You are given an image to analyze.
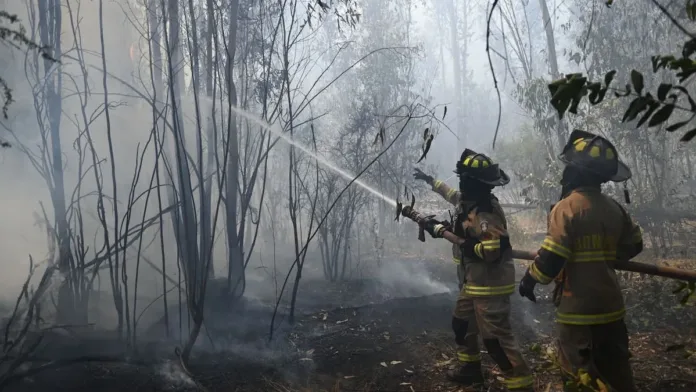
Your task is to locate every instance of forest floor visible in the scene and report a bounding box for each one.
[4,255,696,392]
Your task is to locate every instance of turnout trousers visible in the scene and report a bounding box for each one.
[452,291,533,390]
[455,264,480,347]
[556,319,637,392]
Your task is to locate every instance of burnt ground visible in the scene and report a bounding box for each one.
[4,257,696,392]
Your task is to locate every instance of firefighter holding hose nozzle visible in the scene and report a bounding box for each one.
[413,167,466,288]
[413,150,534,391]
[518,130,642,392]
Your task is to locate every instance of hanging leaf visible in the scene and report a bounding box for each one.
[548,79,584,119]
[683,39,696,59]
[588,85,608,105]
[651,56,660,73]
[681,128,696,142]
[687,95,696,112]
[410,193,415,209]
[615,84,632,98]
[551,96,572,119]
[416,134,434,163]
[622,97,650,123]
[665,121,690,133]
[604,70,617,86]
[648,104,675,127]
[373,125,385,146]
[395,200,403,221]
[630,70,644,95]
[687,0,696,20]
[657,84,672,101]
[547,78,567,97]
[636,101,660,128]
[651,55,676,73]
[442,106,448,120]
[587,82,602,104]
[672,86,696,111]
[423,128,430,141]
[568,89,587,115]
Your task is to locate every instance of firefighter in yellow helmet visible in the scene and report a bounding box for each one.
[518,130,642,392]
[414,150,534,391]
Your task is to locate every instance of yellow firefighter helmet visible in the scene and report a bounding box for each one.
[455,149,510,187]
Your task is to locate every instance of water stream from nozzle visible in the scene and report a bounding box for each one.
[216,100,398,207]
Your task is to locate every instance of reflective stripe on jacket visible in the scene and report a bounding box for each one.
[530,187,643,325]
[432,179,514,297]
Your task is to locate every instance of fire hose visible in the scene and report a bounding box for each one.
[399,205,696,283]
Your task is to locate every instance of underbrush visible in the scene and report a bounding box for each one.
[620,258,696,331]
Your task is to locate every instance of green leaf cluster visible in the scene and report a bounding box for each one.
[546,2,696,143]
[672,281,696,305]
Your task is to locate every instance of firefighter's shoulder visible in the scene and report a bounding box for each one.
[546,196,577,236]
[550,191,589,215]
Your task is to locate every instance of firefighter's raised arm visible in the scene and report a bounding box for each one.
[432,179,461,206]
[413,168,460,206]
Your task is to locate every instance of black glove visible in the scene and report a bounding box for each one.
[422,218,448,238]
[518,270,538,303]
[460,238,483,261]
[413,168,434,185]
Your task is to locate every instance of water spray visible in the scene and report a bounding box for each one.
[205,98,397,207]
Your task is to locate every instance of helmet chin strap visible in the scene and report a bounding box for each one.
[623,181,631,204]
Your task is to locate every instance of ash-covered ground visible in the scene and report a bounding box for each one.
[4,257,696,392]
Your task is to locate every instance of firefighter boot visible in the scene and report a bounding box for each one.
[446,362,484,385]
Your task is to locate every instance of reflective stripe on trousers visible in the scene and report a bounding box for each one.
[505,374,534,390]
[463,284,515,297]
[556,308,626,325]
[457,351,481,363]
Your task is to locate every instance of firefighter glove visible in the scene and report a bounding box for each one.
[413,168,434,185]
[460,238,483,261]
[422,218,448,238]
[519,270,538,303]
